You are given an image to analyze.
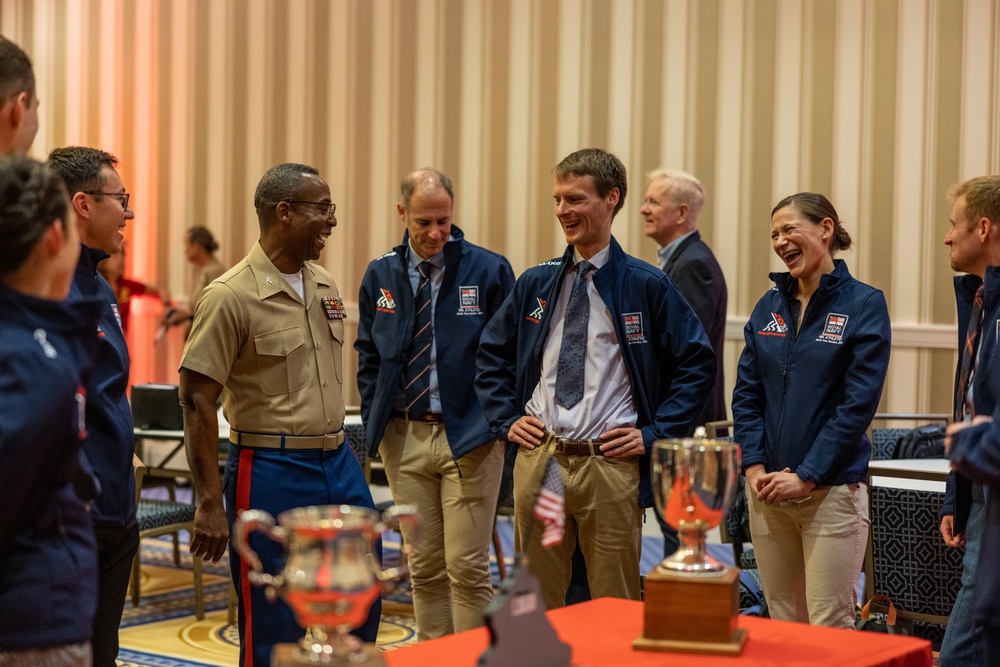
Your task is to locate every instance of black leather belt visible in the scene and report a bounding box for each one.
[392,410,444,424]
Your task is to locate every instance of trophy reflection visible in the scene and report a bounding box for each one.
[234,504,419,665]
[634,429,747,655]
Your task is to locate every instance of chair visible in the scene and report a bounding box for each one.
[865,481,963,646]
[131,456,205,620]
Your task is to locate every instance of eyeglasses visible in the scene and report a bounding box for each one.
[281,200,337,220]
[84,191,130,211]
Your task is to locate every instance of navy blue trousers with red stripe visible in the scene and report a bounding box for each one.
[224,440,381,667]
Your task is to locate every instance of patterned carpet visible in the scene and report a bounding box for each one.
[117,517,727,666]
[117,524,505,666]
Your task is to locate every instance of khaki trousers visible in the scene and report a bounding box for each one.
[380,419,503,640]
[746,483,870,628]
[512,445,642,610]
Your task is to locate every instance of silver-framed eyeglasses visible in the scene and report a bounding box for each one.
[84,191,130,210]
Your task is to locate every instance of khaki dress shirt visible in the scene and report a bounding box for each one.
[180,241,346,435]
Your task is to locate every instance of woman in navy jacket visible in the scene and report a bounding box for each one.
[0,158,100,664]
[732,192,890,628]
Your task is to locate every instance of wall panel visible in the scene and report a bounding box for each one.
[3,0,998,412]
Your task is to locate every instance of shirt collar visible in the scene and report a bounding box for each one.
[569,243,611,273]
[407,238,451,271]
[659,230,695,266]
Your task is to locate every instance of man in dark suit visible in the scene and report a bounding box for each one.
[640,169,728,555]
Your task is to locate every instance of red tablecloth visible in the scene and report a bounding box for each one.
[385,597,932,667]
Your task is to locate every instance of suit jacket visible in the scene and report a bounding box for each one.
[662,230,728,427]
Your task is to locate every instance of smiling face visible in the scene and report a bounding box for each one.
[770,204,835,284]
[399,185,452,260]
[79,165,133,255]
[553,173,618,259]
[288,173,336,264]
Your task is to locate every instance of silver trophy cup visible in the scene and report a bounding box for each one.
[234,504,419,664]
[652,430,741,574]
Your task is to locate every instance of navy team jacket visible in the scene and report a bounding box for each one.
[68,245,136,527]
[0,285,100,649]
[356,226,516,460]
[475,237,715,508]
[732,260,891,487]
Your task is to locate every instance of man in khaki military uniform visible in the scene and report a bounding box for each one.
[179,163,378,667]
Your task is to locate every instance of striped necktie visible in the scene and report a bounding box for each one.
[404,261,435,417]
[956,285,985,421]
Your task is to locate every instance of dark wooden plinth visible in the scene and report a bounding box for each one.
[633,565,747,655]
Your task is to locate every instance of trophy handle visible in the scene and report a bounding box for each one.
[376,503,421,582]
[233,508,287,596]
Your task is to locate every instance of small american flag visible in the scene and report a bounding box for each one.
[534,457,565,548]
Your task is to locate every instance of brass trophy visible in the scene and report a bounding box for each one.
[234,504,419,665]
[634,429,746,655]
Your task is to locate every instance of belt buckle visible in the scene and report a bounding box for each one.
[322,432,342,451]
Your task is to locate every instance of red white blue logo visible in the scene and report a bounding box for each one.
[817,313,849,343]
[759,312,788,337]
[624,312,647,344]
[527,298,546,323]
[457,285,482,316]
[376,288,396,313]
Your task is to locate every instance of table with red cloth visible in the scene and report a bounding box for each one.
[385,597,932,667]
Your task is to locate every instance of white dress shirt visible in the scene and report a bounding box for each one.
[525,244,637,439]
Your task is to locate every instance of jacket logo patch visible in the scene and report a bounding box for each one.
[457,285,482,316]
[526,298,546,323]
[322,296,346,320]
[376,288,396,313]
[111,303,123,332]
[816,313,848,344]
[624,312,647,344]
[758,312,788,337]
[33,329,58,359]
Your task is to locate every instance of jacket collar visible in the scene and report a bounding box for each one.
[770,258,851,298]
[395,224,467,270]
[74,243,108,279]
[662,230,701,272]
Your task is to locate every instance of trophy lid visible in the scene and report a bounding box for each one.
[651,426,739,452]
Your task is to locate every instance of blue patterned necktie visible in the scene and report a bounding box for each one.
[404,261,434,417]
[555,260,593,409]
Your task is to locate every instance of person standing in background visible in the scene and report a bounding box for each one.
[97,240,168,335]
[163,226,225,337]
[356,168,515,640]
[640,168,728,556]
[48,146,139,667]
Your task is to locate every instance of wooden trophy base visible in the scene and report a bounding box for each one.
[633,565,747,656]
[272,643,385,666]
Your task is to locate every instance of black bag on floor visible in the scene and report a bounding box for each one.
[856,595,913,635]
[893,424,946,459]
